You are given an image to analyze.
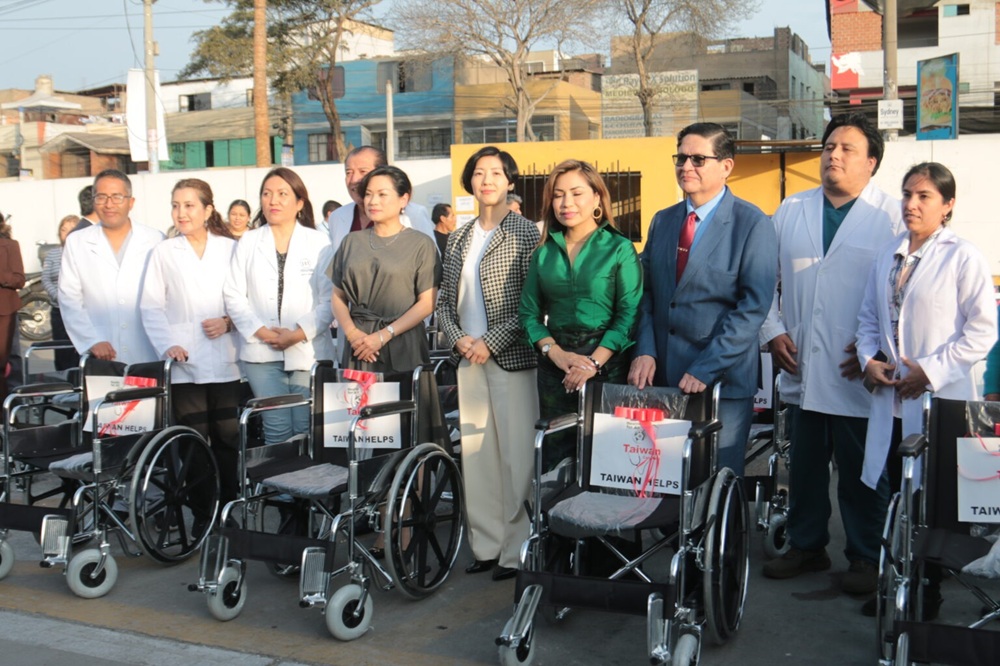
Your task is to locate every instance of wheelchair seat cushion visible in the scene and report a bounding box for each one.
[261,463,349,499]
[548,491,660,539]
[46,451,94,481]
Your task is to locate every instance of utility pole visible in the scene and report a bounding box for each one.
[144,0,159,173]
[253,0,271,167]
[883,0,898,141]
[385,79,394,164]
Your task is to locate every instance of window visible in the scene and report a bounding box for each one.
[791,76,797,98]
[461,116,556,143]
[178,92,211,112]
[742,82,755,95]
[246,89,254,107]
[370,127,451,159]
[377,61,432,94]
[308,133,337,163]
[943,4,970,17]
[701,82,731,92]
[900,10,938,48]
[308,66,345,101]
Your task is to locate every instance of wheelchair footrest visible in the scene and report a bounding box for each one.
[897,619,1000,666]
[515,569,673,617]
[40,515,71,559]
[300,547,331,605]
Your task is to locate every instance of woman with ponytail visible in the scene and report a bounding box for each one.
[140,178,242,503]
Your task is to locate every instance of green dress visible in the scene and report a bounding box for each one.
[519,222,643,469]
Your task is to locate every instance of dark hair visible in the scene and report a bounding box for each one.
[172,178,233,239]
[322,200,342,218]
[506,192,523,205]
[228,199,251,217]
[821,112,885,175]
[254,167,315,229]
[540,160,615,244]
[93,169,133,196]
[358,165,413,203]
[431,203,452,225]
[0,212,10,240]
[677,122,735,160]
[78,186,94,216]
[902,161,956,224]
[345,145,387,168]
[460,146,519,195]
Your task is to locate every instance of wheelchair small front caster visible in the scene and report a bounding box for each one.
[66,548,118,599]
[326,583,373,641]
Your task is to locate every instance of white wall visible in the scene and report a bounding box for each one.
[0,158,455,272]
[160,78,258,114]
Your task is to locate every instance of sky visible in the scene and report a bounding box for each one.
[0,0,832,92]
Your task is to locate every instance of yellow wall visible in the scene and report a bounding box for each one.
[451,138,823,250]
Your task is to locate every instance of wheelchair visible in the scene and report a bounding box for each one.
[496,382,749,666]
[748,373,792,559]
[189,361,464,640]
[876,395,1000,665]
[0,353,219,598]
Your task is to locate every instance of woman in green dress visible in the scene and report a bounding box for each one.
[519,159,643,470]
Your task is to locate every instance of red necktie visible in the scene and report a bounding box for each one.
[676,211,697,283]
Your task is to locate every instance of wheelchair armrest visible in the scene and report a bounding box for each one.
[245,394,310,410]
[104,386,165,403]
[10,382,77,396]
[689,418,723,440]
[534,412,578,432]
[26,340,77,351]
[359,400,416,419]
[896,433,928,458]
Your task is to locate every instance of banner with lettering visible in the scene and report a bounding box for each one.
[84,375,158,436]
[322,377,402,449]
[956,436,1000,522]
[589,410,690,497]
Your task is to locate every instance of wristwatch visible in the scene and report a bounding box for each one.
[386,324,396,338]
[541,343,552,357]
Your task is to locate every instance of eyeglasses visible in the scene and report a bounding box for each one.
[94,193,130,205]
[672,154,723,168]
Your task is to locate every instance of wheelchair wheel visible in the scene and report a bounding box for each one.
[384,443,464,599]
[702,467,749,646]
[325,583,373,641]
[129,426,219,564]
[876,493,911,662]
[0,540,14,580]
[762,511,790,559]
[66,549,118,599]
[671,632,700,666]
[498,617,536,666]
[207,566,246,622]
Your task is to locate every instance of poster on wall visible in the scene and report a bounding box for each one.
[916,54,959,141]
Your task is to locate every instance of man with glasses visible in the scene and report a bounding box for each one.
[628,122,777,477]
[759,113,902,596]
[59,169,163,365]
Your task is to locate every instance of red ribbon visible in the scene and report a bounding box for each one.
[614,406,666,498]
[342,369,379,430]
[97,375,156,437]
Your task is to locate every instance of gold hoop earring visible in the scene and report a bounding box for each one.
[593,205,603,221]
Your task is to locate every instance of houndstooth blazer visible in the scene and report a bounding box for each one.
[436,211,540,371]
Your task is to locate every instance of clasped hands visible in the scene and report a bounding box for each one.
[346,327,389,364]
[256,325,306,352]
[863,356,929,400]
[547,345,597,393]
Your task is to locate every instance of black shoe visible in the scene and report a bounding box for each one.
[861,596,876,617]
[465,559,497,574]
[369,546,385,561]
[492,565,517,581]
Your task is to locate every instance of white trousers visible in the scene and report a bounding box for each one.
[457,358,538,568]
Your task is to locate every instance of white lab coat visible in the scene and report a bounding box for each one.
[855,228,997,488]
[759,182,904,417]
[223,224,335,371]
[140,233,241,385]
[59,221,164,365]
[328,201,437,253]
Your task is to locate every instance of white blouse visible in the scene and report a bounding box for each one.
[141,233,241,384]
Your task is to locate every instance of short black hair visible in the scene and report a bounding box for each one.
[431,203,452,224]
[460,146,519,195]
[358,165,413,201]
[93,169,133,196]
[821,112,885,175]
[78,185,94,216]
[322,200,342,218]
[345,145,387,168]
[677,122,735,160]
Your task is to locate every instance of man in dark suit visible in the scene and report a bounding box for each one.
[628,123,777,476]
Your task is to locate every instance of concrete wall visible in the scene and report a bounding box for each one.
[3,135,999,277]
[0,158,454,272]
